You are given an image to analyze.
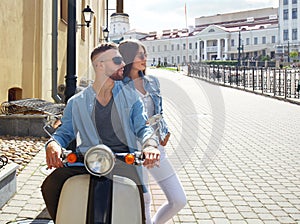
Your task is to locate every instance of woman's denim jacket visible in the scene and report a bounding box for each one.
[52,81,157,154]
[123,71,169,142]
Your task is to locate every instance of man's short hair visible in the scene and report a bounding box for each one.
[90,42,118,61]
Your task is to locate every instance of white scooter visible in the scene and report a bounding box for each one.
[42,114,162,224]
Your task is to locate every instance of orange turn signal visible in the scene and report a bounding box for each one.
[67,153,77,163]
[124,154,135,165]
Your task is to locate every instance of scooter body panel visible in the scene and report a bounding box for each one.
[55,174,90,224]
[112,175,143,224]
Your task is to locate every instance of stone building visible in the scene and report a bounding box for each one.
[0,0,107,103]
[277,0,300,62]
[140,7,279,66]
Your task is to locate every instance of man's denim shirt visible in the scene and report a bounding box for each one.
[123,72,169,141]
[52,81,156,154]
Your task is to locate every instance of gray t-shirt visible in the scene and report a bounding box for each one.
[95,97,129,153]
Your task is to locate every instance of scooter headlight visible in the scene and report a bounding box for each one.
[84,144,115,176]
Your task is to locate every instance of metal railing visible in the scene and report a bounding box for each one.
[189,63,300,104]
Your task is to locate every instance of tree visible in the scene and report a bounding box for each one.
[290,51,299,62]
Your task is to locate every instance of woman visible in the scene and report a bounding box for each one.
[119,39,186,224]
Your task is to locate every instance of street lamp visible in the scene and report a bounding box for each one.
[82,5,94,27]
[77,5,94,29]
[103,27,109,42]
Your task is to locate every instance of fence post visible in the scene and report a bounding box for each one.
[252,68,255,92]
[284,69,287,99]
[243,67,246,90]
[236,66,239,86]
[273,69,276,97]
[261,68,264,94]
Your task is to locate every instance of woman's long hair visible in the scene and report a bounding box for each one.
[119,39,146,78]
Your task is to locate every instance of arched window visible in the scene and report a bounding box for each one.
[8,88,22,101]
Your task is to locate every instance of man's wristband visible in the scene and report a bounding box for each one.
[45,139,56,149]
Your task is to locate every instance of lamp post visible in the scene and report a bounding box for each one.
[287,40,290,63]
[237,30,241,66]
[199,39,202,63]
[65,2,94,103]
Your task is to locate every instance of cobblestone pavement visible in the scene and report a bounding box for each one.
[0,68,300,224]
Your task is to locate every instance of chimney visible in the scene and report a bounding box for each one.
[116,0,123,13]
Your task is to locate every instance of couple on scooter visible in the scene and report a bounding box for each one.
[42,40,186,224]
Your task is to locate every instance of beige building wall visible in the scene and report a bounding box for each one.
[0,0,106,104]
[0,0,43,103]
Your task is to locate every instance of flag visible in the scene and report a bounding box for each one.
[184,3,187,28]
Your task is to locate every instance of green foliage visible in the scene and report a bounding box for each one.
[290,51,299,61]
[260,55,270,61]
[205,60,238,66]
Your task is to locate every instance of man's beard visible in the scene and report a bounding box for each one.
[109,68,123,81]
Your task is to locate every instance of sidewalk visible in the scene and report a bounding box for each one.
[1,68,300,224]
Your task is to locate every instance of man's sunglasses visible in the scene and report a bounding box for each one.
[100,56,124,65]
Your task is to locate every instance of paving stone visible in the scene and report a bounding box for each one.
[1,71,300,223]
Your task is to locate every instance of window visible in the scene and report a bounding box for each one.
[284,9,289,20]
[246,38,250,45]
[292,0,297,4]
[171,44,174,51]
[292,29,298,40]
[189,43,192,49]
[177,44,180,50]
[271,36,276,43]
[254,37,258,45]
[61,0,68,24]
[283,29,289,40]
[177,56,180,64]
[283,0,288,5]
[195,42,198,49]
[262,36,266,44]
[292,8,297,19]
[183,43,186,50]
[164,45,167,51]
[231,39,235,46]
[152,46,155,52]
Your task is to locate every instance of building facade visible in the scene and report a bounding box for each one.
[140,7,279,66]
[277,0,300,62]
[0,0,106,104]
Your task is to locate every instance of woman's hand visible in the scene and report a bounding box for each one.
[143,146,160,169]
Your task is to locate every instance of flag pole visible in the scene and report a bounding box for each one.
[185,3,188,66]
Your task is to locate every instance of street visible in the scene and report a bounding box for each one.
[0,68,300,224]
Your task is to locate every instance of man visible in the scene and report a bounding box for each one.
[41,43,160,221]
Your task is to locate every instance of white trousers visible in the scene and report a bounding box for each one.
[143,145,186,224]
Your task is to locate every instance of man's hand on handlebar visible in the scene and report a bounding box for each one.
[46,141,63,169]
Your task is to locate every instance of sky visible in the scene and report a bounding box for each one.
[109,0,279,33]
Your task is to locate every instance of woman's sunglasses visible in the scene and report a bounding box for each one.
[100,56,124,65]
[136,52,148,60]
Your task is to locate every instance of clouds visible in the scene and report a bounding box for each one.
[110,0,279,32]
